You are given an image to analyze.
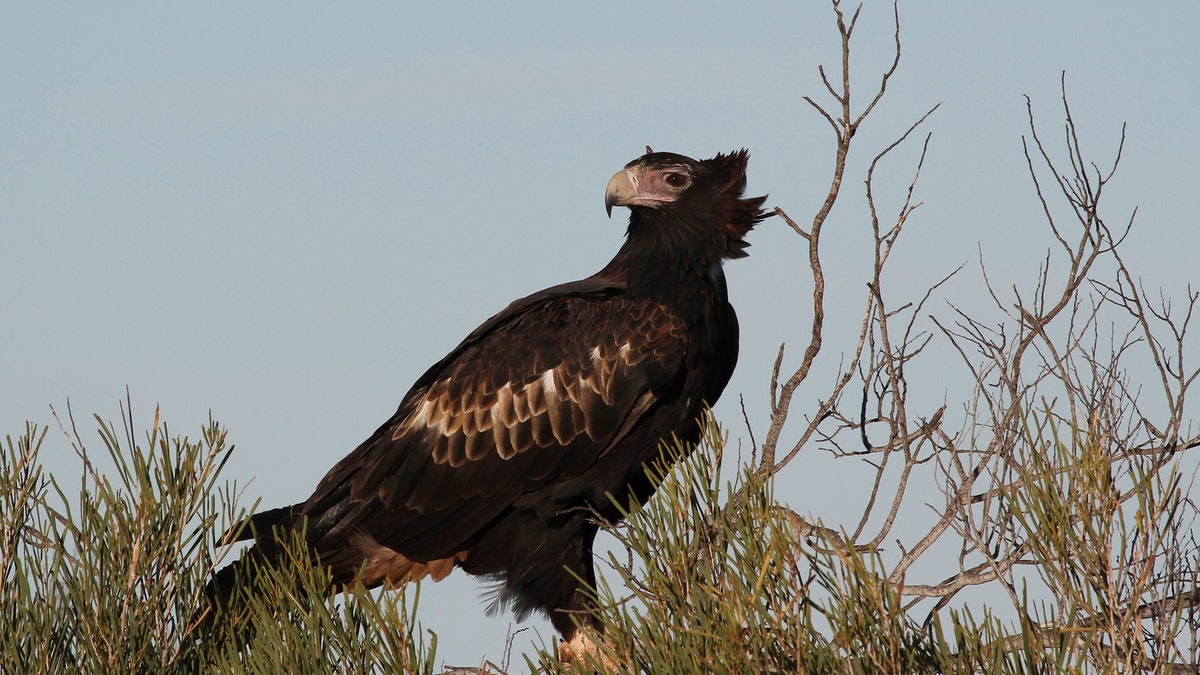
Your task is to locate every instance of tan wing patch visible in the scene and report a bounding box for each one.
[397,297,686,469]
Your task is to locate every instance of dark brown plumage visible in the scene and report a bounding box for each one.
[208,149,767,656]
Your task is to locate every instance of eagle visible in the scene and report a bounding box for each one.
[208,149,767,663]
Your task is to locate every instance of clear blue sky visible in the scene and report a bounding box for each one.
[4,1,1197,667]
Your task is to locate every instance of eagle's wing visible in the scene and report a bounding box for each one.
[299,279,688,563]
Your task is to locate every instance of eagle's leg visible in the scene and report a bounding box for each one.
[550,524,620,670]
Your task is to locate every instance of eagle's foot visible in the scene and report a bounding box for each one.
[558,631,620,672]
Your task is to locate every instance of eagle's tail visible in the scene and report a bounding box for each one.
[190,505,305,643]
[185,501,462,661]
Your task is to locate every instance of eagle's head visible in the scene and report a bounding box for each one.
[605,150,769,261]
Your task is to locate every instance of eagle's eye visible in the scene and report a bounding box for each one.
[663,172,688,188]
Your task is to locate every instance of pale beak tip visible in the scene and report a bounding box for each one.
[604,168,635,218]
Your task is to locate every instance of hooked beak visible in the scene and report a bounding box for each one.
[604,168,637,218]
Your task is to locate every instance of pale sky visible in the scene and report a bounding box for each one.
[3,1,1198,667]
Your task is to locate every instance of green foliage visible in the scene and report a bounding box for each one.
[539,418,1097,674]
[3,403,1193,674]
[1002,410,1195,671]
[0,403,436,675]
